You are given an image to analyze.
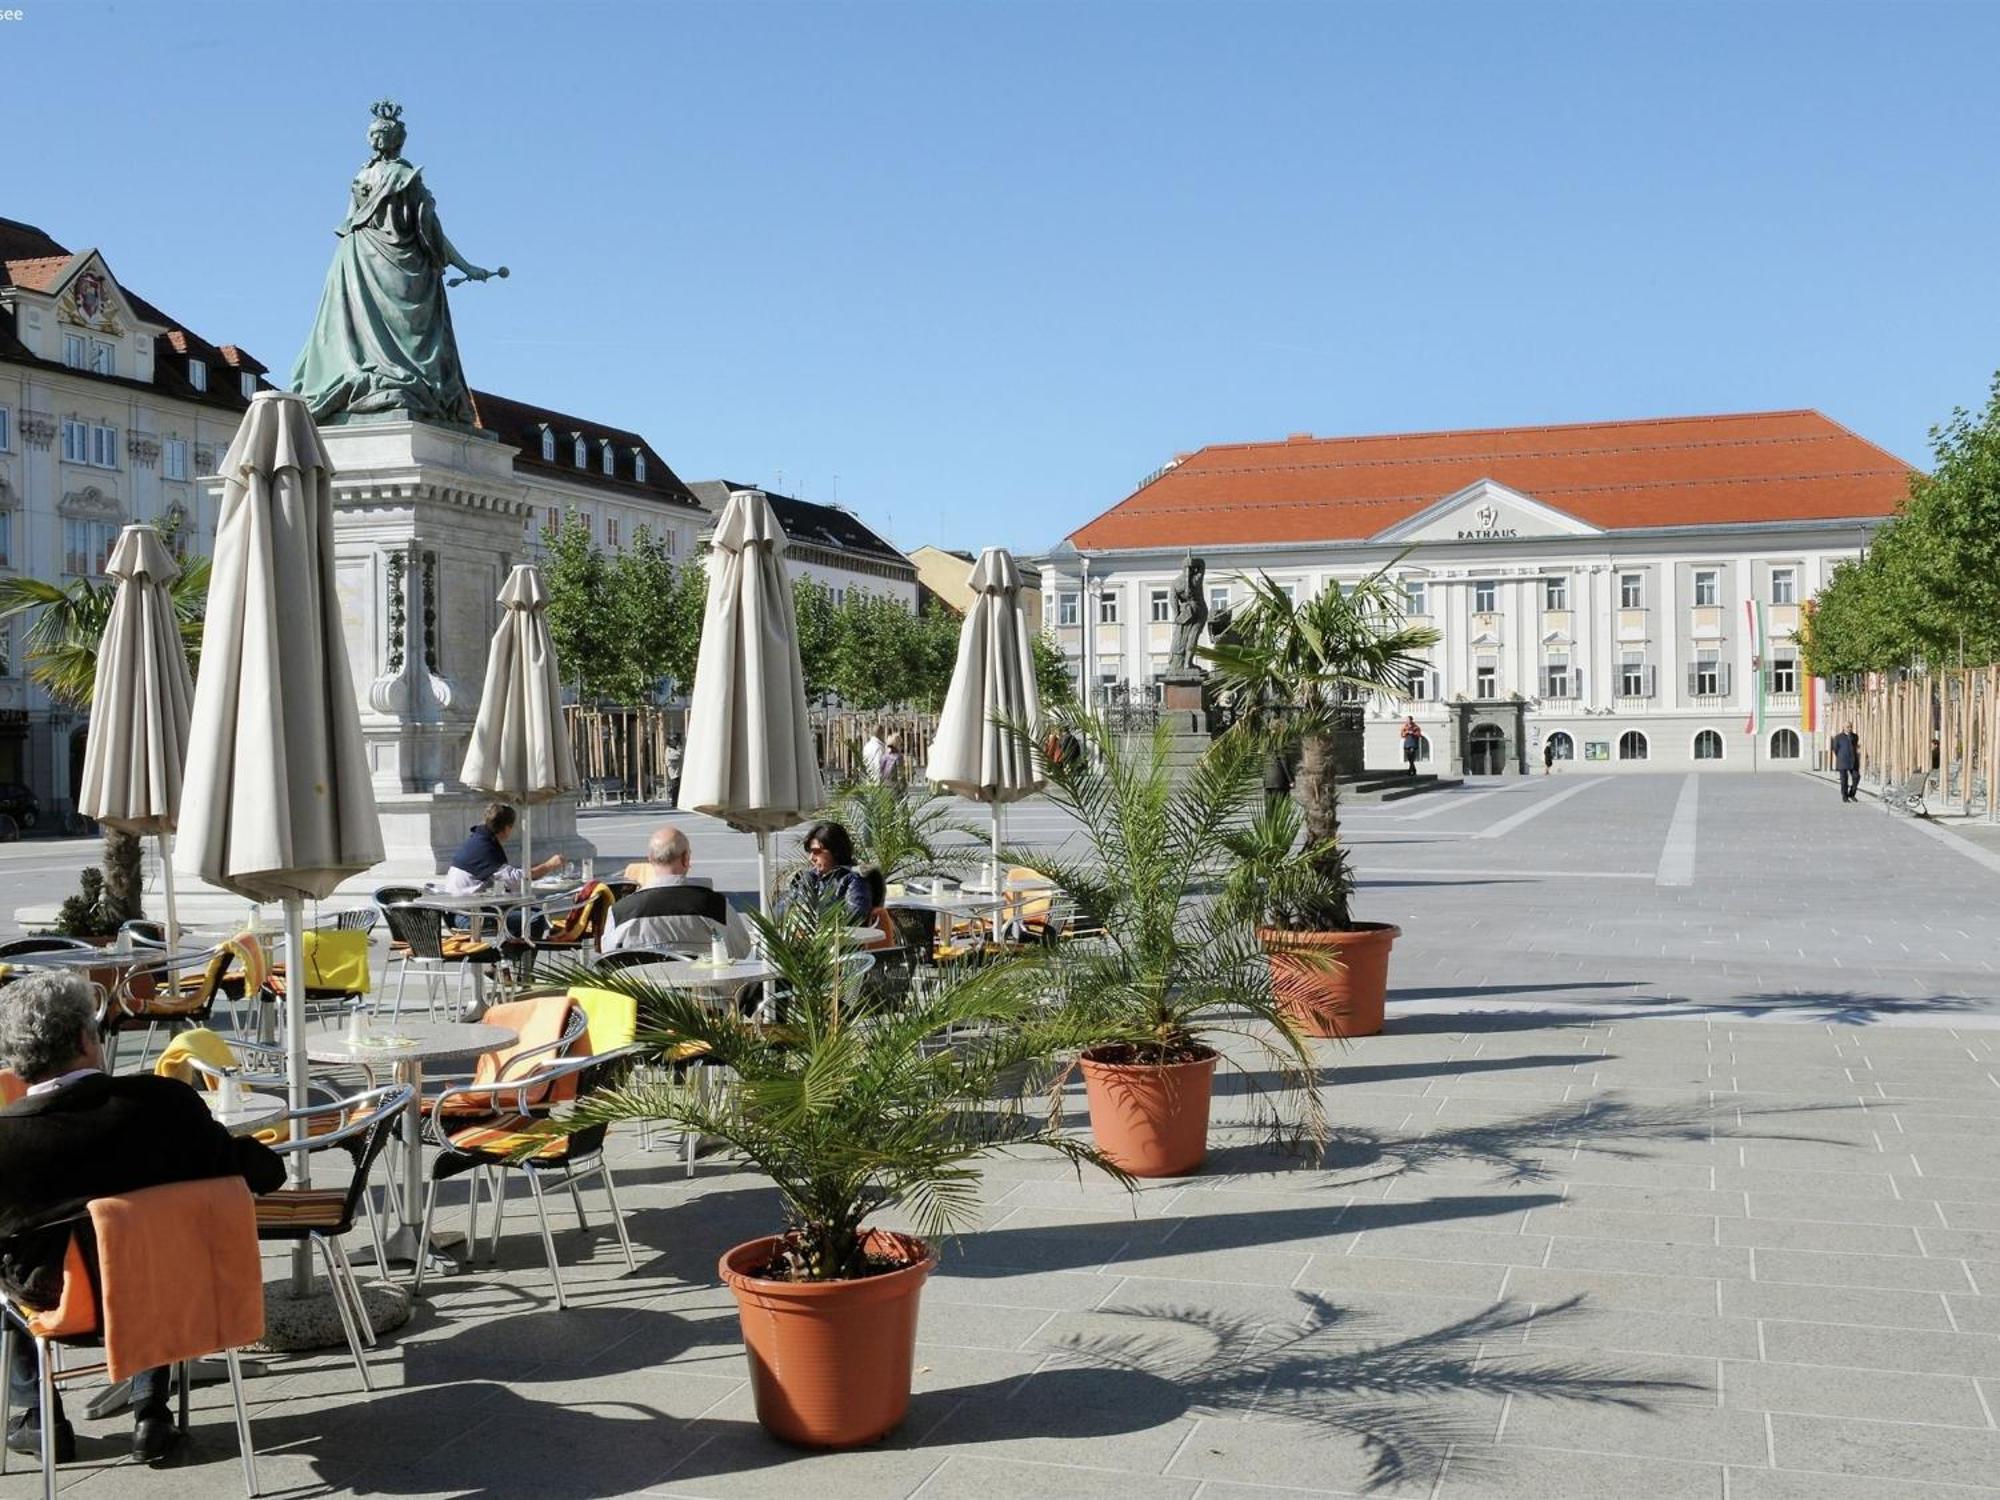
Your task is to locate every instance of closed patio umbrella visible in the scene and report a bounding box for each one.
[178,392,382,1288]
[78,524,195,951]
[460,563,578,885]
[677,490,821,910]
[924,547,1044,937]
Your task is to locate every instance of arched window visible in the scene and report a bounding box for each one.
[633,451,648,484]
[601,442,615,476]
[1769,727,1801,760]
[1693,729,1724,761]
[1546,731,1574,762]
[572,435,587,468]
[1618,730,1649,762]
[539,428,555,463]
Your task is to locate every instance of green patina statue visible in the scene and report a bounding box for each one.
[291,100,507,427]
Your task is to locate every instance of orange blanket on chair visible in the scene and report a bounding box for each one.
[87,1177,264,1381]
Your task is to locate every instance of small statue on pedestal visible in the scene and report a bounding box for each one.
[1168,556,1208,673]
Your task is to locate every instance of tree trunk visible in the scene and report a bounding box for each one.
[101,827,145,927]
[1297,730,1340,847]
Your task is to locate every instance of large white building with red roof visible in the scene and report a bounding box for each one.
[1050,411,1917,774]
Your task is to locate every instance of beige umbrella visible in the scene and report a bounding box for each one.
[178,392,382,1287]
[460,563,578,883]
[924,547,1044,937]
[78,525,195,951]
[677,489,821,908]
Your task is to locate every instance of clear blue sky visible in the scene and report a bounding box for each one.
[7,2,1995,553]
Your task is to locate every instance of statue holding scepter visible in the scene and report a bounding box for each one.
[291,100,507,428]
[1168,555,1209,672]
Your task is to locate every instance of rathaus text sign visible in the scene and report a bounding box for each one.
[1455,503,1518,541]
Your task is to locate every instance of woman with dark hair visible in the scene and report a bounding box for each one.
[441,801,563,896]
[778,820,872,924]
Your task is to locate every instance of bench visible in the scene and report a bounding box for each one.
[584,777,625,806]
[1884,769,1931,818]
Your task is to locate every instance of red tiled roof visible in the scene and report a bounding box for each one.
[2,255,70,292]
[1070,411,1917,551]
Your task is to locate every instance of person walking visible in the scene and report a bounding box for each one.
[1399,717,1423,777]
[1543,739,1556,776]
[1831,723,1861,803]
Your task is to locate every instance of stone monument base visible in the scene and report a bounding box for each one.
[1160,668,1207,714]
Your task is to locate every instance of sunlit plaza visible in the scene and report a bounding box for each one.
[5,4,2000,1499]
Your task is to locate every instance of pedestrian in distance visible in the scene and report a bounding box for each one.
[1831,723,1861,803]
[1543,739,1556,776]
[1399,716,1423,777]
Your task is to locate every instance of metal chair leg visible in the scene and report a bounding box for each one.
[330,1237,378,1349]
[486,1168,508,1263]
[599,1159,638,1272]
[38,1336,56,1499]
[565,1170,591,1232]
[524,1171,568,1310]
[466,1166,484,1257]
[411,1179,442,1294]
[0,1319,12,1476]
[177,1359,190,1431]
[316,1237,372,1391]
[360,1185,390,1274]
[224,1347,260,1497]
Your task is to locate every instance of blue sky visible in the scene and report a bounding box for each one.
[6,2,1994,553]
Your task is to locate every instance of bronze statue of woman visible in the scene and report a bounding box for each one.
[291,100,505,427]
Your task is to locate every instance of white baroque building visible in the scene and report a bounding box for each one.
[1045,411,1913,774]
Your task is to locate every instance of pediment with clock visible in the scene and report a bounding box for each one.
[1371,479,1603,546]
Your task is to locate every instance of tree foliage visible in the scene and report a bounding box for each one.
[1801,373,2000,676]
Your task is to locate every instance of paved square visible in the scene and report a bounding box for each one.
[12,772,2000,1499]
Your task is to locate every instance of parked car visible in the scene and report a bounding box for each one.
[0,783,40,831]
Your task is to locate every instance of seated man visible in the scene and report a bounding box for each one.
[0,973,285,1465]
[603,826,752,957]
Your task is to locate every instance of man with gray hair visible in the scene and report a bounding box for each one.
[601,825,751,957]
[0,972,284,1465]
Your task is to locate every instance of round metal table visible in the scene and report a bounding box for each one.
[203,1087,287,1137]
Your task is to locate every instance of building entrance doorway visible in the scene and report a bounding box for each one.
[1468,723,1507,775]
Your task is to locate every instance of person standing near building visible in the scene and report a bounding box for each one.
[1399,717,1423,777]
[1831,724,1861,803]
[861,727,885,783]
[1543,739,1556,776]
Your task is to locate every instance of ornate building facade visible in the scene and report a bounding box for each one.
[1046,411,1915,774]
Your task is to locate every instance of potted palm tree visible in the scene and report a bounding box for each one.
[1016,713,1327,1178]
[1201,564,1440,1037]
[538,904,1123,1448]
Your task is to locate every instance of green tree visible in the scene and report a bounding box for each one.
[0,555,212,928]
[541,511,616,700]
[1030,631,1075,711]
[661,544,709,698]
[792,576,839,702]
[604,526,679,704]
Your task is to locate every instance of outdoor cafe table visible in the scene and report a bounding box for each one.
[415,881,583,1014]
[619,955,781,1016]
[307,1019,517,1269]
[202,1086,286,1137]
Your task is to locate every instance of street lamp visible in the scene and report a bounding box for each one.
[1044,539,1095,716]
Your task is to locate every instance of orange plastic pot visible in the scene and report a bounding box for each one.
[718,1229,936,1448]
[1079,1045,1218,1178]
[1260,923,1401,1038]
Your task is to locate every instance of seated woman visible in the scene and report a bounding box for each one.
[440,802,565,936]
[777,821,872,926]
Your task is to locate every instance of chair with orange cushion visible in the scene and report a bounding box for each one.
[0,1178,264,1497]
[381,903,501,1020]
[412,1047,643,1310]
[101,940,245,1071]
[503,883,616,988]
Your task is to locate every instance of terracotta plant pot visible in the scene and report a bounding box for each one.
[718,1229,937,1448]
[1260,923,1401,1038]
[1079,1044,1218,1178]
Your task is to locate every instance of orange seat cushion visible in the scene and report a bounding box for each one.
[255,1190,348,1232]
[446,1114,570,1162]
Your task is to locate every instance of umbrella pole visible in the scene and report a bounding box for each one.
[991,803,1004,943]
[522,807,533,895]
[158,833,180,953]
[757,831,773,917]
[284,895,314,1296]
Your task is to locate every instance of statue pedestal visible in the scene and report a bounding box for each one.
[1160,669,1207,715]
[315,419,592,882]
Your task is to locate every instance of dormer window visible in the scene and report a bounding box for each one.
[633,451,647,484]
[572,434,586,468]
[188,358,207,392]
[88,341,115,376]
[540,428,556,463]
[240,372,258,400]
[600,442,615,477]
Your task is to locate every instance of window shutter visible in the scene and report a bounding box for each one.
[1644,665,1656,698]
[1687,667,1699,697]
[1429,669,1442,700]
[1574,667,1585,702]
[1719,662,1732,696]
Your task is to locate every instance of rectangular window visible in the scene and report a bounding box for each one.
[91,424,117,468]
[606,518,620,548]
[63,333,87,369]
[241,372,258,401]
[0,405,10,452]
[1276,581,1296,602]
[0,512,11,568]
[87,340,115,376]
[1771,656,1797,695]
[1057,592,1079,627]
[1098,591,1119,625]
[1542,660,1571,699]
[1619,572,1643,608]
[1693,570,1719,607]
[1475,664,1497,699]
[1149,589,1171,623]
[64,519,89,575]
[1620,653,1647,697]
[187,358,207,392]
[1770,567,1796,605]
[1473,580,1497,613]
[1403,580,1427,616]
[61,419,89,464]
[1693,650,1721,697]
[162,438,189,481]
[634,452,648,484]
[1543,576,1568,611]
[1405,667,1429,701]
[1208,585,1229,616]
